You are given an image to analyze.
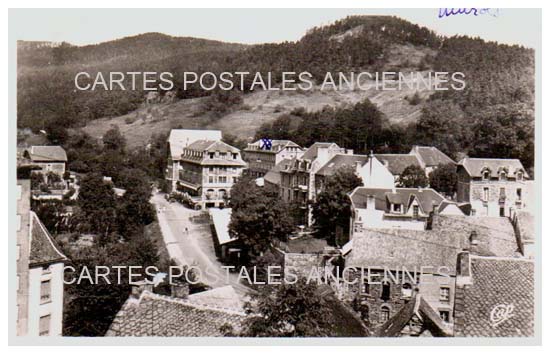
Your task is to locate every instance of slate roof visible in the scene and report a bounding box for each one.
[24,146,67,162]
[350,187,445,214]
[168,129,222,160]
[301,142,339,160]
[245,139,302,153]
[263,158,293,185]
[454,256,534,337]
[374,154,422,175]
[458,157,528,179]
[346,228,462,274]
[376,293,453,337]
[316,154,368,176]
[107,290,247,337]
[410,146,455,167]
[29,211,67,267]
[180,140,247,167]
[187,285,243,310]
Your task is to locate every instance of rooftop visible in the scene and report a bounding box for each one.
[29,211,68,267]
[410,145,455,167]
[458,157,528,179]
[301,142,340,160]
[374,154,422,175]
[22,145,67,162]
[350,187,446,215]
[316,154,368,177]
[168,129,222,160]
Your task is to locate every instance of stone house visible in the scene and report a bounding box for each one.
[409,145,456,176]
[456,157,530,217]
[18,145,68,176]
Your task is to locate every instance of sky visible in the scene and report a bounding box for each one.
[9,8,541,49]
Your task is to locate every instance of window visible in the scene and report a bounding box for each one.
[499,171,507,181]
[381,281,391,301]
[483,187,489,201]
[440,287,450,302]
[39,315,51,336]
[413,205,419,218]
[232,153,238,160]
[361,281,369,294]
[208,176,214,184]
[380,306,390,323]
[499,188,506,199]
[393,204,401,213]
[517,188,522,200]
[219,176,227,183]
[482,171,490,180]
[517,172,523,181]
[401,283,412,298]
[40,280,51,304]
[209,152,215,159]
[439,310,450,323]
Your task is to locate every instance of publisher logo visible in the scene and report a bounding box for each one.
[490,303,514,327]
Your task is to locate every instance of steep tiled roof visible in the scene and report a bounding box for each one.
[107,290,247,337]
[316,154,368,176]
[29,211,67,266]
[458,157,528,179]
[377,293,452,337]
[374,154,422,175]
[168,129,222,160]
[454,257,534,337]
[302,142,339,160]
[350,187,445,214]
[25,146,67,162]
[346,228,462,273]
[410,146,455,167]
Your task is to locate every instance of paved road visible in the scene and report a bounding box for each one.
[151,192,250,295]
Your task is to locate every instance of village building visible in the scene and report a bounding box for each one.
[341,213,525,335]
[349,187,449,232]
[16,177,68,336]
[166,129,223,192]
[176,140,246,209]
[209,208,242,264]
[243,139,304,178]
[107,282,247,337]
[374,153,423,184]
[453,253,534,337]
[17,145,68,176]
[456,157,531,217]
[409,145,456,175]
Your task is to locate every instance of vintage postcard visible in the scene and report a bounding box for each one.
[8,7,541,345]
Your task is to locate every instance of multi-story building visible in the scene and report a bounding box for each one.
[17,146,68,176]
[243,139,304,178]
[16,177,68,336]
[174,139,247,209]
[374,153,423,185]
[166,129,222,192]
[456,157,530,217]
[409,145,455,176]
[349,187,448,232]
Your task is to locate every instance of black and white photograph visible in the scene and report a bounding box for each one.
[7,5,543,346]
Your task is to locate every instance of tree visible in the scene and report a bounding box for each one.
[241,279,332,337]
[398,165,429,188]
[102,126,126,152]
[77,173,118,236]
[229,177,294,258]
[311,166,362,246]
[428,163,458,197]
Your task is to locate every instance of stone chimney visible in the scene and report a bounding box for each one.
[170,281,190,299]
[456,251,472,286]
[131,280,153,299]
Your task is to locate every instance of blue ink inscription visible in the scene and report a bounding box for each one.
[438,8,500,18]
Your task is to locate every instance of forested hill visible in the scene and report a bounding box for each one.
[17,15,535,169]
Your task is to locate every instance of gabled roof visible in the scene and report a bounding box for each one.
[209,208,236,245]
[410,146,455,167]
[264,158,293,185]
[374,154,422,175]
[106,290,247,337]
[350,187,445,215]
[245,139,302,153]
[29,211,68,266]
[316,154,368,177]
[301,142,340,160]
[376,293,453,337]
[454,256,534,337]
[168,129,222,160]
[180,140,247,167]
[458,157,528,179]
[346,228,462,273]
[24,146,67,162]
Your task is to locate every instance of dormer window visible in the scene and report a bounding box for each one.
[517,171,524,181]
[499,171,507,181]
[209,152,215,159]
[482,170,490,181]
[392,204,402,213]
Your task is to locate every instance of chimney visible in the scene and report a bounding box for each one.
[355,160,363,175]
[170,281,190,299]
[131,280,153,299]
[456,251,472,286]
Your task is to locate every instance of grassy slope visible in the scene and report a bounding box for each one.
[82,43,435,148]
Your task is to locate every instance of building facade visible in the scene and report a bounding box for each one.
[456,157,530,217]
[173,140,247,209]
[17,178,67,336]
[243,139,303,178]
[18,146,68,176]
